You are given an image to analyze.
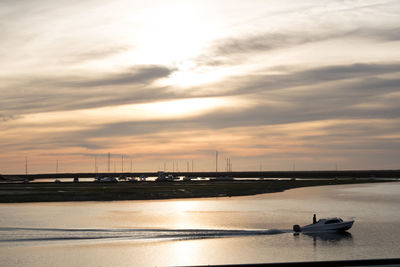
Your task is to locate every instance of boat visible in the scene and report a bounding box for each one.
[118,175,127,181]
[101,176,117,183]
[293,217,354,233]
[94,176,117,183]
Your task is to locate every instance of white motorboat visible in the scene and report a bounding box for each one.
[293,217,354,233]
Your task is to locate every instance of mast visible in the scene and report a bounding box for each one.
[215,151,218,174]
[25,156,28,177]
[107,152,110,173]
[94,156,97,174]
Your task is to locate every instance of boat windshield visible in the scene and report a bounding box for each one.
[325,219,341,224]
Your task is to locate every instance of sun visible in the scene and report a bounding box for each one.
[130,3,218,65]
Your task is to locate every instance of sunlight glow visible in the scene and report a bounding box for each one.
[163,65,236,88]
[13,97,245,126]
[126,3,219,66]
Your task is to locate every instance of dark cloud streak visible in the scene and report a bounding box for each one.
[0,65,177,116]
[227,62,400,95]
[198,26,400,66]
[61,65,174,87]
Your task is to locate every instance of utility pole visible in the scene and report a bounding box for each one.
[131,159,133,172]
[56,160,58,174]
[121,155,124,172]
[192,160,194,172]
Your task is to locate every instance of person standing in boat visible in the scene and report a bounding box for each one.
[313,214,317,224]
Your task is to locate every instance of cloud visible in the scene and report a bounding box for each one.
[224,62,400,95]
[197,23,400,66]
[197,31,327,66]
[59,45,131,64]
[0,65,177,116]
[63,65,174,87]
[50,90,399,147]
[212,30,340,56]
[196,29,334,66]
[8,61,397,136]
[0,114,20,122]
[3,61,399,136]
[355,27,400,42]
[80,62,400,134]
[202,63,400,128]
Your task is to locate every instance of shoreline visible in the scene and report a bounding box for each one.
[0,179,397,203]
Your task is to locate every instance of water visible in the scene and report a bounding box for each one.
[0,182,399,266]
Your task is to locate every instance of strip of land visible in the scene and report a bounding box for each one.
[0,179,397,203]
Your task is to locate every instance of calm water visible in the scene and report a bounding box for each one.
[0,182,399,266]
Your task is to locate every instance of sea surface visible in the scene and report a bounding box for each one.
[0,182,399,266]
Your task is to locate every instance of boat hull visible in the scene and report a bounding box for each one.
[300,220,354,232]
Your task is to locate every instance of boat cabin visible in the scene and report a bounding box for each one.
[318,218,344,224]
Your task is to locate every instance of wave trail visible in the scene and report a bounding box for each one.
[0,227,290,244]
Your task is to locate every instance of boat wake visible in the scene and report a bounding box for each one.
[0,227,289,244]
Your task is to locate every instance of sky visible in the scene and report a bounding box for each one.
[1,0,400,174]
